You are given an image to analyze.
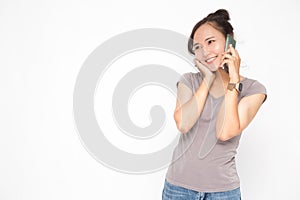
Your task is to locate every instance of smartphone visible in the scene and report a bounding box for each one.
[223,34,236,73]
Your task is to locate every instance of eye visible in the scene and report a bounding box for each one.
[207,40,215,45]
[193,44,201,52]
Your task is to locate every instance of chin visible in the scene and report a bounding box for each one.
[207,65,219,72]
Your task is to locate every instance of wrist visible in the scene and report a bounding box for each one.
[227,82,243,93]
[203,73,215,88]
[229,75,240,83]
[203,77,214,89]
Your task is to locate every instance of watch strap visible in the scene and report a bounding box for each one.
[227,82,242,93]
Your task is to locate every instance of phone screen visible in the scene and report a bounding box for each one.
[223,34,236,73]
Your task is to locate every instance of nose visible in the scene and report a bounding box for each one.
[201,46,209,57]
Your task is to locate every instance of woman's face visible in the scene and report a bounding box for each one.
[193,23,226,72]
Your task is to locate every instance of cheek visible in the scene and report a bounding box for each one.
[214,43,224,53]
[194,51,203,60]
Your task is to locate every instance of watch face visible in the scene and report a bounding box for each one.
[238,83,243,92]
[228,83,242,92]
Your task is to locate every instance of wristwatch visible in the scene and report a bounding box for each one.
[227,82,243,93]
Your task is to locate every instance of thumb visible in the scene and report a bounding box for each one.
[194,58,208,74]
[194,59,204,71]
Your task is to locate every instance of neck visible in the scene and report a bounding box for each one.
[215,68,230,84]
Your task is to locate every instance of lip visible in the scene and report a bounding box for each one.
[205,56,217,64]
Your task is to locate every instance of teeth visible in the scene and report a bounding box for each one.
[206,57,216,63]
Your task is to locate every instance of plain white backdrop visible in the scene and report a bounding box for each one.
[1,0,300,199]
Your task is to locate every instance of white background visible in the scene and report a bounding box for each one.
[1,0,300,199]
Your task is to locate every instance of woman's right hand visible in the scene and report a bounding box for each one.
[194,59,216,88]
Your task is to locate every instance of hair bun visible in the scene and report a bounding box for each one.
[209,9,230,21]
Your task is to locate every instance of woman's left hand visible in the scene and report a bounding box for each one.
[220,44,241,82]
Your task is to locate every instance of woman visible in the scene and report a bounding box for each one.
[162,9,267,199]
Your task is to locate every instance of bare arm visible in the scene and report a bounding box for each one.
[174,81,209,133]
[216,90,266,141]
[216,44,266,141]
[174,60,215,133]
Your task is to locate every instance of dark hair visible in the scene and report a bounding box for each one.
[188,9,234,55]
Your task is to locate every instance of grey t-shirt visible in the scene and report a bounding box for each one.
[166,72,267,192]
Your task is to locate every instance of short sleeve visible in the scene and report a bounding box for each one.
[176,72,202,93]
[241,79,267,103]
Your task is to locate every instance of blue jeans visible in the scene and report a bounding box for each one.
[162,180,241,200]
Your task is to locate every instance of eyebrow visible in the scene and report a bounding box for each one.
[193,36,215,47]
[205,36,215,41]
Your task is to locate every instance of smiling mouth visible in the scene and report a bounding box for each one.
[205,56,217,63]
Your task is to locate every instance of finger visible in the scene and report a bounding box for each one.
[222,54,236,65]
[220,58,234,69]
[227,46,241,69]
[222,50,240,63]
[194,58,201,66]
[194,58,206,69]
[220,58,228,68]
[222,53,233,60]
[225,45,232,54]
[194,58,206,72]
[229,44,240,59]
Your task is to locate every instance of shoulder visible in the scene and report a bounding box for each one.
[180,72,202,81]
[240,77,267,102]
[177,72,202,91]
